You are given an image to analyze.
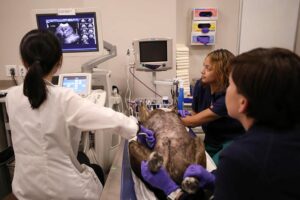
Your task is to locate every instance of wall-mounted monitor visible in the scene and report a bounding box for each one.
[133,38,173,71]
[34,8,104,55]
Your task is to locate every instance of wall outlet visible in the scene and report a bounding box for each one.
[5,65,18,76]
[18,65,27,77]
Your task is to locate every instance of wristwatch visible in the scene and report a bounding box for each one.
[167,188,183,200]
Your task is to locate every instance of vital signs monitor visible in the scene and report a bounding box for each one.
[132,38,173,71]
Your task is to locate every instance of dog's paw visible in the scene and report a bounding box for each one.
[148,151,164,173]
[181,177,199,194]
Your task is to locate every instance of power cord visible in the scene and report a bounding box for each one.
[10,68,18,86]
[111,85,124,113]
[0,92,7,98]
[129,67,162,98]
[125,49,133,115]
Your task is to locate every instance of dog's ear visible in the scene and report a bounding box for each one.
[139,102,150,123]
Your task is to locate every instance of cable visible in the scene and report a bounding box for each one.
[125,71,132,114]
[125,49,133,115]
[119,95,124,113]
[129,67,162,98]
[10,68,18,86]
[82,131,99,165]
[11,76,18,86]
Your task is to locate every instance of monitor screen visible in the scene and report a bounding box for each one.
[36,12,99,53]
[133,38,173,71]
[139,41,167,62]
[58,73,91,96]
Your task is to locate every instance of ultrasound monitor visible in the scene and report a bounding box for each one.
[34,8,104,55]
[58,73,91,96]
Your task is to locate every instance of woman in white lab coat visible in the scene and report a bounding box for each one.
[5,29,149,199]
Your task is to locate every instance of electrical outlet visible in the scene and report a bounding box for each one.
[5,65,18,77]
[18,65,27,77]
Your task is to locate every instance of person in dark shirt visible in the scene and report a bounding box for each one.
[141,47,300,200]
[180,49,244,164]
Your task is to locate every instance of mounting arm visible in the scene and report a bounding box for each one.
[81,40,117,73]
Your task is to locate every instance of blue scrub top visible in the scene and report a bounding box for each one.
[192,80,244,146]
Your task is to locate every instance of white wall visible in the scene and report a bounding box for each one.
[1,0,300,99]
[83,0,176,99]
[0,0,176,100]
[177,0,300,85]
[294,5,300,54]
[176,0,241,84]
[239,0,300,53]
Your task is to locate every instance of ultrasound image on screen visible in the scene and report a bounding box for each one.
[36,12,99,53]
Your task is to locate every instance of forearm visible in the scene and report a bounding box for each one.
[181,109,220,127]
[175,190,207,200]
[66,98,138,139]
[190,110,197,115]
[166,188,184,200]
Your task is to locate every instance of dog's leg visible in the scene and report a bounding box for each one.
[181,137,206,194]
[194,137,207,168]
[129,140,151,178]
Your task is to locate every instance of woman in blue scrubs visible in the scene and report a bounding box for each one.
[180,49,244,164]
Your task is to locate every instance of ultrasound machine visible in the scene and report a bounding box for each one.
[58,73,106,106]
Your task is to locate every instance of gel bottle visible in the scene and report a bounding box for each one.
[177,80,184,110]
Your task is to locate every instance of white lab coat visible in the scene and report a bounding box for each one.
[5,83,138,200]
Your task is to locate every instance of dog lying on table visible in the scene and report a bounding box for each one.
[129,106,207,199]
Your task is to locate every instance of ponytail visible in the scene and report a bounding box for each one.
[23,61,47,109]
[20,29,62,109]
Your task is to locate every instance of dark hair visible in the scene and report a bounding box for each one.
[207,49,235,91]
[230,47,300,128]
[20,29,62,109]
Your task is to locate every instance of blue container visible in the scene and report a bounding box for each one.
[177,87,184,110]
